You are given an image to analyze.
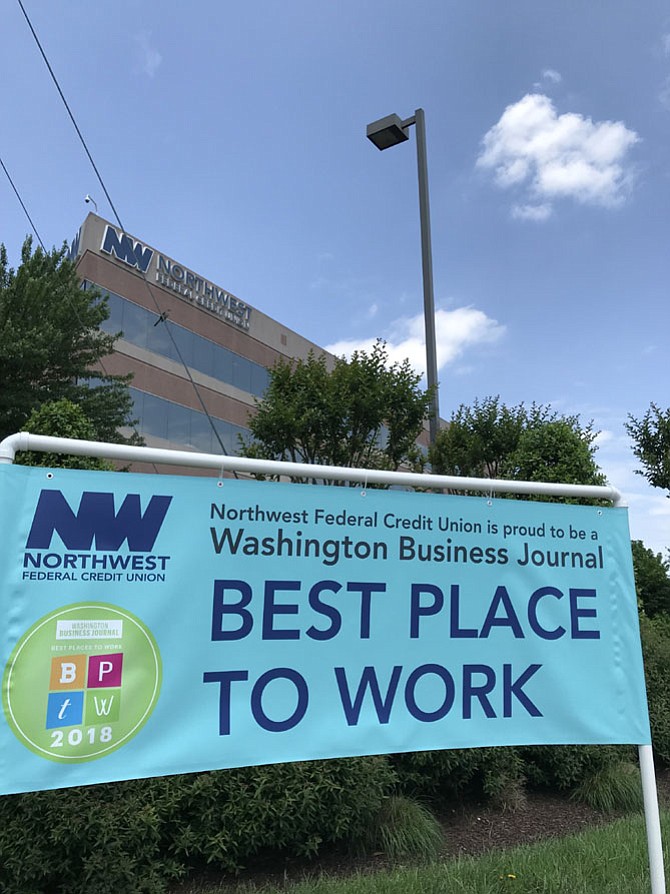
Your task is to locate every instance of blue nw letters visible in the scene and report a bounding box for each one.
[102,225,153,273]
[26,490,172,551]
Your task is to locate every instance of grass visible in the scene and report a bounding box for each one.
[572,761,644,813]
[358,795,444,861]
[177,810,670,894]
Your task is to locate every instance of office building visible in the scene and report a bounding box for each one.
[69,213,333,458]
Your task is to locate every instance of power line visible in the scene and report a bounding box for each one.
[0,156,117,386]
[0,154,46,250]
[149,303,232,457]
[1,155,155,465]
[15,0,125,233]
[16,0,231,458]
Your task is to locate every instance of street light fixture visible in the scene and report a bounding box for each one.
[366,108,440,447]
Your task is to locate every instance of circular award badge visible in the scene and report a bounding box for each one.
[2,603,162,762]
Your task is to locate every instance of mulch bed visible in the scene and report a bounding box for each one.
[173,769,670,891]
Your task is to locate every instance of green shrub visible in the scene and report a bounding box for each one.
[0,757,396,893]
[357,795,443,861]
[16,398,115,470]
[0,778,183,894]
[167,757,396,871]
[479,748,526,812]
[571,760,643,813]
[392,746,525,811]
[391,748,482,803]
[521,744,634,792]
[639,614,670,764]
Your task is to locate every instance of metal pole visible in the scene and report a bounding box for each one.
[639,744,666,894]
[0,432,624,502]
[614,484,665,894]
[413,108,440,446]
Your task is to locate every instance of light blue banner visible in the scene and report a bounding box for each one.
[0,464,650,794]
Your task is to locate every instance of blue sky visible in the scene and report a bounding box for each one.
[2,0,668,554]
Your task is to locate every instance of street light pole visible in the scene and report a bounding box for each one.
[366,108,440,446]
[412,109,440,447]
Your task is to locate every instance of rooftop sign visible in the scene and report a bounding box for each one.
[98,223,251,331]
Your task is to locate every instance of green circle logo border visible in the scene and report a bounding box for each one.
[2,602,162,763]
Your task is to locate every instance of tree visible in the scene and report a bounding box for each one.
[240,340,432,480]
[428,396,529,479]
[0,238,136,443]
[631,540,670,618]
[503,420,606,487]
[626,404,670,496]
[429,396,605,489]
[16,399,113,470]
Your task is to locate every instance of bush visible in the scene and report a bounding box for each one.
[479,748,526,812]
[0,778,182,894]
[639,614,670,764]
[392,746,525,811]
[16,399,115,470]
[358,795,443,860]
[391,748,482,803]
[571,761,643,813]
[0,757,396,893]
[521,744,634,792]
[167,757,396,871]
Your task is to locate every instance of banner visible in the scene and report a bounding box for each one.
[0,464,650,795]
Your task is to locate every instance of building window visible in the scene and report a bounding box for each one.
[88,283,270,398]
[128,388,250,455]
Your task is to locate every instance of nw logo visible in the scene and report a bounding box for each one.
[27,491,172,552]
[101,224,154,273]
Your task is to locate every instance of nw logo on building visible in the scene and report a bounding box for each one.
[101,225,154,274]
[26,491,172,552]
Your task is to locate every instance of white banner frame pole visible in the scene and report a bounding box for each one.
[0,432,622,501]
[608,488,666,894]
[0,432,664,891]
[639,744,666,894]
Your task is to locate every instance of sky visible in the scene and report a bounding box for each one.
[1,0,668,555]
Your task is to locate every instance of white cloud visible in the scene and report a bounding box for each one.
[477,94,639,219]
[533,70,562,91]
[659,36,670,109]
[542,69,562,84]
[594,429,615,447]
[511,202,552,221]
[660,76,670,110]
[135,32,162,78]
[325,306,505,378]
